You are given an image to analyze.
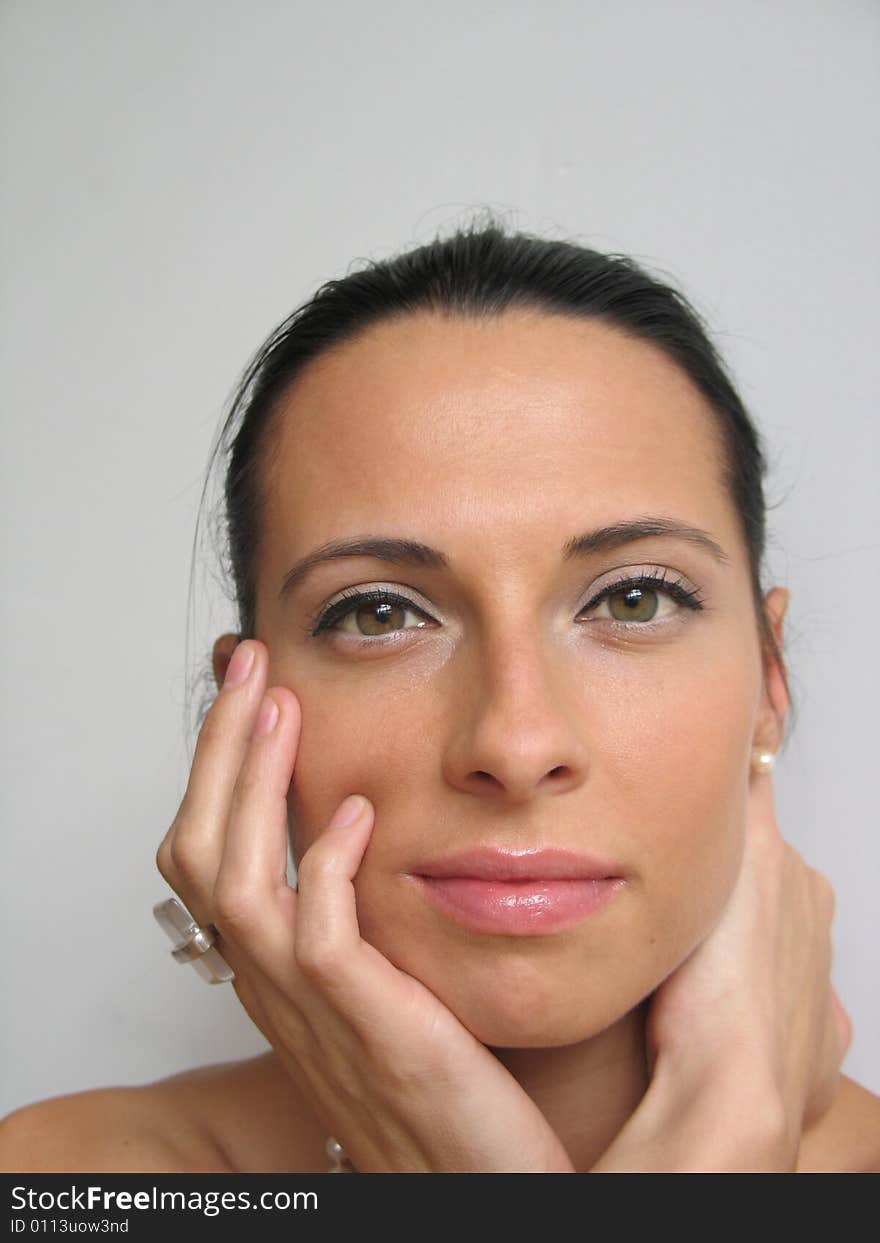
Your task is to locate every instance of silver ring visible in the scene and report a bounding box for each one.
[153,897,235,984]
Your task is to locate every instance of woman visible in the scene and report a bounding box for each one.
[3,218,878,1173]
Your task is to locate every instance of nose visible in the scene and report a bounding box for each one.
[441,629,589,804]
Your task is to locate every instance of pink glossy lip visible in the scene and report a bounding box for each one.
[410,848,626,936]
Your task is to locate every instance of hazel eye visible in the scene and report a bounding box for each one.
[312,589,434,639]
[341,598,428,637]
[602,585,665,623]
[579,573,704,627]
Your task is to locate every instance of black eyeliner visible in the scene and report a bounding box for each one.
[307,567,705,640]
[309,588,428,637]
[581,571,705,616]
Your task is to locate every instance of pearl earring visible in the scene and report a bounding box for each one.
[326,1135,354,1172]
[751,749,776,774]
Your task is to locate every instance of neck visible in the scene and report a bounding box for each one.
[489,1001,651,1171]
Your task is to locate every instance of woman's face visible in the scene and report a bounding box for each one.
[230,309,786,1047]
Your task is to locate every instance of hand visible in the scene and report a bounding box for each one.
[592,766,851,1172]
[156,639,574,1173]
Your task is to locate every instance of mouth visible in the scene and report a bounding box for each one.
[409,847,626,936]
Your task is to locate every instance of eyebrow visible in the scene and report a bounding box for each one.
[277,516,730,601]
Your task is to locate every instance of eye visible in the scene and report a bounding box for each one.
[310,588,434,640]
[579,572,705,627]
[309,570,706,644]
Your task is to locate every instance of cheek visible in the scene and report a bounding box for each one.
[283,687,428,866]
[613,655,755,971]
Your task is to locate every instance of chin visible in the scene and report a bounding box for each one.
[359,891,664,1050]
[475,1017,618,1050]
[418,961,640,1048]
[457,999,628,1049]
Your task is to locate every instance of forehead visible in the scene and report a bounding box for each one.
[262,309,737,577]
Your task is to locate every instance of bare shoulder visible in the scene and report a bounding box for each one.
[0,1054,326,1175]
[0,1087,208,1174]
[0,1061,256,1174]
[797,1075,880,1173]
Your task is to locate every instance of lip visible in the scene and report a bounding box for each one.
[413,846,623,881]
[409,847,626,936]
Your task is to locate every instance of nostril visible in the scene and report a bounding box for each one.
[468,771,504,791]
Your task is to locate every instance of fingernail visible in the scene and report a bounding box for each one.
[224,642,255,688]
[254,694,279,736]
[328,795,367,828]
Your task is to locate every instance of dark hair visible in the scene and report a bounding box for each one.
[186,211,793,749]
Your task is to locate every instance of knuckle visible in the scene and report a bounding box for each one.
[294,935,341,983]
[810,868,836,915]
[212,884,259,936]
[167,836,209,889]
[295,847,337,889]
[155,835,175,883]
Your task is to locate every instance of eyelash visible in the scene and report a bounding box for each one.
[307,570,706,642]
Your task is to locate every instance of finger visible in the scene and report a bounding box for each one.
[157,639,268,912]
[212,687,304,977]
[830,987,853,1061]
[295,794,406,1013]
[295,792,374,955]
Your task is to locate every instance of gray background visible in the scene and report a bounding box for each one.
[2,0,878,1116]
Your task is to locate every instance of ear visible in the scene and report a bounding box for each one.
[212,632,242,691]
[753,586,790,753]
